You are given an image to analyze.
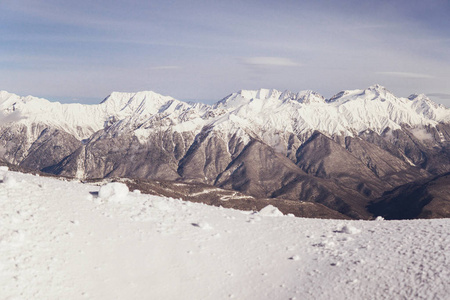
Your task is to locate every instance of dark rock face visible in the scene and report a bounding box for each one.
[0,123,81,169]
[1,120,449,220]
[356,124,450,175]
[0,124,36,165]
[47,129,196,180]
[368,172,450,219]
[177,129,236,184]
[296,132,388,198]
[342,136,430,186]
[215,139,302,197]
[20,128,82,171]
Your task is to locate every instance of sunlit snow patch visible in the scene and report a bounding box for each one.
[98,182,130,203]
[0,166,8,181]
[258,205,284,217]
[0,168,19,187]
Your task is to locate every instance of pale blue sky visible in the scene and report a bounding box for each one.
[1,0,450,106]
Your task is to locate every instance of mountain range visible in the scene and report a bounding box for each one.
[1,85,449,219]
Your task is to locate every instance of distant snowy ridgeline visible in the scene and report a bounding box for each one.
[1,85,449,141]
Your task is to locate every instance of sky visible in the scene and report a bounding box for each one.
[1,0,450,106]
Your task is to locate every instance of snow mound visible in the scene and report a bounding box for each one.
[259,205,284,217]
[98,182,129,203]
[1,172,18,187]
[0,166,8,181]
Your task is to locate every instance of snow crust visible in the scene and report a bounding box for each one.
[1,170,449,299]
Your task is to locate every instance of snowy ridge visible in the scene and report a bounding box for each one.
[203,85,450,147]
[100,91,186,116]
[1,85,449,144]
[214,88,326,109]
[1,168,449,299]
[0,90,189,140]
[91,84,450,148]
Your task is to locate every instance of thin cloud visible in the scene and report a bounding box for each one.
[0,111,25,125]
[376,71,434,79]
[427,93,450,100]
[241,57,301,67]
[150,66,181,70]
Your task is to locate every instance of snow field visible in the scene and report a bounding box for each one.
[1,170,449,299]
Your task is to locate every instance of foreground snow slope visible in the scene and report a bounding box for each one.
[1,169,449,299]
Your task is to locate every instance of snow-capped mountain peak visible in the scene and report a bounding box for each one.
[0,90,197,140]
[100,91,183,115]
[214,88,284,109]
[0,90,48,111]
[295,90,326,104]
[367,83,388,92]
[408,93,449,121]
[363,84,395,99]
[1,86,449,143]
[214,88,327,109]
[206,84,449,141]
[327,84,395,104]
[236,88,282,100]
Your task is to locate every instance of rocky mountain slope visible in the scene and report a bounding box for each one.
[368,172,450,219]
[1,85,449,219]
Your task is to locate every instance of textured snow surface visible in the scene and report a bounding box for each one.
[1,170,449,299]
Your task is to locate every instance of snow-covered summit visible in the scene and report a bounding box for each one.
[207,84,450,140]
[1,85,449,143]
[295,90,326,104]
[214,88,326,109]
[214,88,282,109]
[0,90,193,140]
[327,84,395,103]
[0,91,108,139]
[408,93,450,122]
[325,85,448,125]
[100,91,185,115]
